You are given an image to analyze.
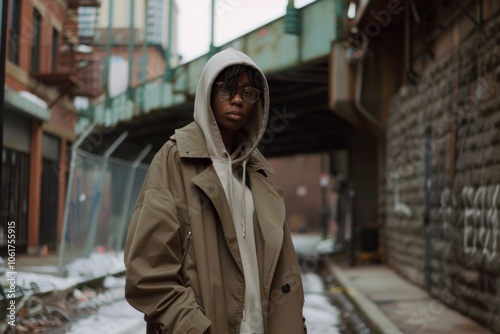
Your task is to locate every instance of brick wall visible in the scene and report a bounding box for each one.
[385,14,500,331]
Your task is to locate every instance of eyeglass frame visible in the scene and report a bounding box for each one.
[214,81,261,104]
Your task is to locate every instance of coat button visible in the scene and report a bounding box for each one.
[282,283,290,293]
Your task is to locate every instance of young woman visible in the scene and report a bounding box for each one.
[124,48,306,334]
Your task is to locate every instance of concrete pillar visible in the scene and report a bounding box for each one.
[57,139,68,244]
[28,122,43,254]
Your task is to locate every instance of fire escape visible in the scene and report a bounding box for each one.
[32,0,103,107]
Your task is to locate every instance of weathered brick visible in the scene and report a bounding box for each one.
[385,17,500,332]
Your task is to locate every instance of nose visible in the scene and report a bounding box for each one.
[230,92,243,106]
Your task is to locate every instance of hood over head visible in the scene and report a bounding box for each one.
[193,48,269,166]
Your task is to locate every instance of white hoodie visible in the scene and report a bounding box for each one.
[193,48,270,334]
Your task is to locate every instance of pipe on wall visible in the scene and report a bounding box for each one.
[354,57,385,135]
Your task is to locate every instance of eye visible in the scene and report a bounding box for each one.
[219,84,230,94]
[243,88,258,101]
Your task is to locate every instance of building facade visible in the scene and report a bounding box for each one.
[335,0,500,331]
[94,0,178,56]
[76,0,178,105]
[2,0,100,255]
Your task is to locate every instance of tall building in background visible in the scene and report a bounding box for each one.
[95,0,177,51]
[78,6,99,43]
[78,0,178,98]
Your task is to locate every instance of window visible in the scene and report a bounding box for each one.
[52,29,59,72]
[8,0,22,64]
[31,9,42,73]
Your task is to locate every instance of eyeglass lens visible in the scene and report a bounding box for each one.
[218,83,259,103]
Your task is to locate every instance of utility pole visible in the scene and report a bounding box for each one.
[127,0,135,97]
[209,0,217,55]
[320,155,330,240]
[141,0,148,83]
[163,0,174,82]
[104,0,114,111]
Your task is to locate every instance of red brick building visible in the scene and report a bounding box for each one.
[2,0,100,254]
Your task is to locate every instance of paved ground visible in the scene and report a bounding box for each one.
[11,233,493,333]
[328,263,493,334]
[292,233,493,334]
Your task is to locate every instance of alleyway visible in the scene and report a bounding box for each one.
[64,234,343,333]
[6,234,346,334]
[65,272,342,334]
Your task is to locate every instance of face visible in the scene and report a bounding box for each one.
[211,71,256,132]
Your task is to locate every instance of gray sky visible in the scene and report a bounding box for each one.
[177,0,316,62]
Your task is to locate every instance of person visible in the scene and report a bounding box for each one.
[124,48,306,334]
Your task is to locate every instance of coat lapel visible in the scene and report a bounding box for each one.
[191,165,243,274]
[248,169,285,298]
[176,123,285,298]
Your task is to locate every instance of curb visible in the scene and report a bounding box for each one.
[325,259,403,334]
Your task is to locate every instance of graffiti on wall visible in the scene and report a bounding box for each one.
[440,188,456,234]
[440,185,499,260]
[394,182,412,217]
[462,185,499,260]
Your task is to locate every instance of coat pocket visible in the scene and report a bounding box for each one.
[181,230,192,267]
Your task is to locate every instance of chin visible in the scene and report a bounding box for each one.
[220,120,245,132]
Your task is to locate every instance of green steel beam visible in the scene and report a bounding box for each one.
[82,0,339,130]
[163,0,174,82]
[127,0,135,94]
[336,0,344,41]
[104,0,114,108]
[209,0,218,55]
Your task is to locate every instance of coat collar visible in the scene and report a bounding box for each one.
[179,122,284,294]
[171,122,275,175]
[190,156,285,296]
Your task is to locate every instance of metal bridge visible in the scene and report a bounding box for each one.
[80,0,356,161]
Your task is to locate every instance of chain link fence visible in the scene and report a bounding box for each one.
[58,148,148,274]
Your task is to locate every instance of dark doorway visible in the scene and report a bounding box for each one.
[0,149,29,255]
[39,158,59,250]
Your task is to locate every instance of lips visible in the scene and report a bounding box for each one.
[225,111,243,120]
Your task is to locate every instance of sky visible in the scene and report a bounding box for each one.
[176,0,316,63]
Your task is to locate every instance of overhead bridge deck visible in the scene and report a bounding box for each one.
[80,0,353,161]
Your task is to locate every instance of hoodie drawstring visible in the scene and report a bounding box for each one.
[241,160,247,238]
[224,151,234,215]
[224,150,248,238]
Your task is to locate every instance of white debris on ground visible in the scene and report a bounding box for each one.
[13,252,126,294]
[302,272,341,334]
[65,252,125,278]
[62,249,341,334]
[66,272,340,334]
[66,277,146,334]
[11,235,341,333]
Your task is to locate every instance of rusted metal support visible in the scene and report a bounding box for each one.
[424,127,432,292]
[348,189,357,267]
[405,0,416,85]
[0,0,9,199]
[451,0,483,30]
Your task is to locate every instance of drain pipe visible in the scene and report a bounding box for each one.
[355,59,385,136]
[58,122,98,276]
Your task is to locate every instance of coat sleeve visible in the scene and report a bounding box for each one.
[124,144,211,334]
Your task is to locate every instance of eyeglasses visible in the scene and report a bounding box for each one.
[215,82,261,104]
